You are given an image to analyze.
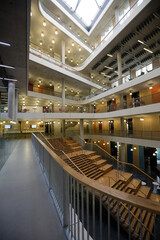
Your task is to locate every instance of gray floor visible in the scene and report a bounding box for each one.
[0,138,66,240]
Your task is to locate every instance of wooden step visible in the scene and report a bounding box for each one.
[72,146,83,152]
[126,179,141,191]
[87,155,101,161]
[84,151,96,157]
[92,159,106,167]
[99,164,113,174]
[137,186,151,198]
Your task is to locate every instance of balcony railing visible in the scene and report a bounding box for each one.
[19,91,160,114]
[32,132,160,240]
[84,130,160,141]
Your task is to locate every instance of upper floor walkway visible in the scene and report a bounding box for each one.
[0,138,66,240]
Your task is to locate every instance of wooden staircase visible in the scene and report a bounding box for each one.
[48,137,157,240]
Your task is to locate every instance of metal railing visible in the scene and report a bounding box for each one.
[19,91,160,114]
[32,132,160,240]
[84,130,160,141]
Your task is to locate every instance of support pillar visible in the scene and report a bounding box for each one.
[62,119,65,137]
[8,81,15,120]
[117,49,122,85]
[120,117,125,162]
[115,8,119,25]
[62,79,65,111]
[61,40,65,65]
[14,90,18,122]
[80,119,84,147]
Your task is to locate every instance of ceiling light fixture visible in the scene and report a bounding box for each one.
[71,59,73,62]
[143,48,153,54]
[140,118,144,121]
[57,85,60,89]
[52,39,55,44]
[2,78,17,81]
[107,53,113,57]
[138,40,144,44]
[80,57,83,61]
[78,33,80,37]
[26,120,29,124]
[149,84,153,89]
[0,64,15,69]
[57,16,60,20]
[68,49,70,53]
[0,41,11,46]
[49,82,52,86]
[41,32,44,37]
[69,26,72,30]
[85,39,87,43]
[130,91,132,95]
[43,21,46,27]
[79,47,81,51]
[72,42,75,46]
[55,30,58,35]
[104,66,113,70]
[39,41,43,45]
[50,47,52,51]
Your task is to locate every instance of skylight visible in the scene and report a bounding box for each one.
[61,0,106,27]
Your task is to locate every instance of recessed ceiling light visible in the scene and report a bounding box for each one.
[52,39,55,44]
[43,21,46,27]
[143,48,153,54]
[68,49,70,53]
[107,53,113,57]
[55,30,58,35]
[41,32,44,37]
[72,42,74,46]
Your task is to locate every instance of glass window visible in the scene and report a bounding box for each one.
[119,1,130,25]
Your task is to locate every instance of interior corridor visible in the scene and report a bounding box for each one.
[0,138,66,240]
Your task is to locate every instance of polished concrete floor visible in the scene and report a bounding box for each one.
[0,138,66,240]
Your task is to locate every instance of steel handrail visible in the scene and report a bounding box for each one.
[39,133,84,176]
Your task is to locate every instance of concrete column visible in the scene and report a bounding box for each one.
[61,40,65,64]
[8,81,15,120]
[117,49,122,85]
[14,90,18,122]
[121,143,125,162]
[120,94,124,109]
[62,119,65,137]
[115,8,119,24]
[80,119,84,147]
[62,79,65,111]
[120,117,125,162]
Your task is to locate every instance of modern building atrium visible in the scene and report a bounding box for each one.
[0,0,160,239]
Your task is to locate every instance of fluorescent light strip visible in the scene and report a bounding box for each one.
[0,41,11,46]
[107,54,113,57]
[104,66,113,70]
[0,64,15,69]
[143,48,153,54]
[138,40,144,44]
[3,78,17,82]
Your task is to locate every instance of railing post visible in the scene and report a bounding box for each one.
[63,170,69,227]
